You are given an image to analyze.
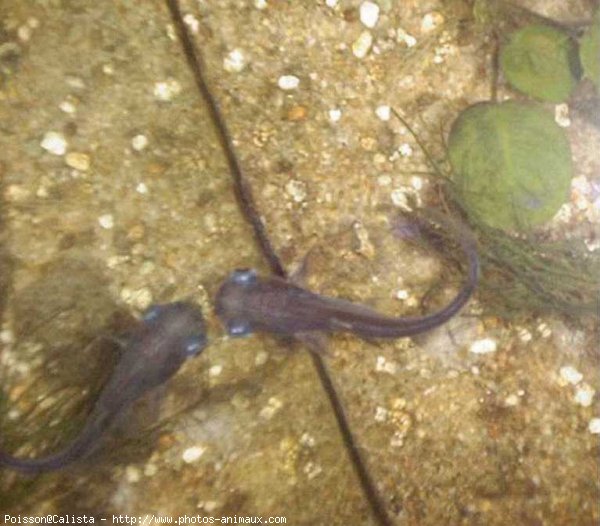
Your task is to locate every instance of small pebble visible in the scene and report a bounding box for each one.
[254,0,268,9]
[469,338,497,354]
[326,0,338,7]
[287,105,307,121]
[421,12,444,33]
[278,74,300,90]
[410,176,423,190]
[132,134,149,151]
[328,108,342,122]
[375,355,397,374]
[554,103,571,127]
[377,174,392,186]
[559,365,583,386]
[223,49,246,73]
[41,131,67,155]
[390,188,410,209]
[504,394,519,407]
[136,182,149,194]
[574,384,595,407]
[209,364,223,378]
[285,179,307,203]
[398,143,413,157]
[59,100,76,114]
[360,1,380,29]
[396,28,417,47]
[65,152,90,171]
[182,445,206,464]
[588,418,600,434]
[303,462,322,480]
[300,432,316,447]
[259,397,283,419]
[153,79,182,101]
[375,105,391,121]
[255,350,269,366]
[183,13,199,33]
[374,406,389,422]
[395,289,409,300]
[352,31,373,59]
[98,213,114,229]
[125,465,141,483]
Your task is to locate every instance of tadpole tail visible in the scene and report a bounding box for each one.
[164,0,284,278]
[164,2,394,524]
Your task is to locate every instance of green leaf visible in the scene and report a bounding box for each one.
[448,101,573,231]
[500,25,579,102]
[580,11,600,89]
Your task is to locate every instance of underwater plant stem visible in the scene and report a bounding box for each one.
[164,1,394,524]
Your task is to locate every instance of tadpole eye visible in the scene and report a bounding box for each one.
[227,319,253,337]
[184,334,207,356]
[142,304,164,323]
[230,268,257,286]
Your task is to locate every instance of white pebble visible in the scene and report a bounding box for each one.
[328,108,342,122]
[255,350,269,366]
[325,0,338,7]
[182,445,206,464]
[421,12,443,33]
[98,213,114,229]
[278,74,300,90]
[153,78,182,101]
[209,364,223,377]
[254,0,268,9]
[574,383,595,407]
[59,100,76,114]
[183,13,199,33]
[374,406,389,422]
[223,49,246,73]
[360,1,380,29]
[559,365,583,385]
[375,355,397,374]
[554,103,571,127]
[125,465,141,483]
[352,31,373,59]
[259,397,283,419]
[588,418,600,434]
[132,134,149,151]
[41,131,67,155]
[395,289,409,300]
[300,433,315,447]
[410,176,423,190]
[390,188,410,209]
[285,179,307,203]
[469,338,497,354]
[396,28,417,47]
[375,105,391,121]
[136,182,148,194]
[504,394,519,407]
[377,174,392,186]
[398,143,413,157]
[303,462,322,480]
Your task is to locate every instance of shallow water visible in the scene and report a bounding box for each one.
[0,1,598,524]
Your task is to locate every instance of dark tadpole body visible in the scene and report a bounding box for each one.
[216,218,479,339]
[0,301,206,473]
